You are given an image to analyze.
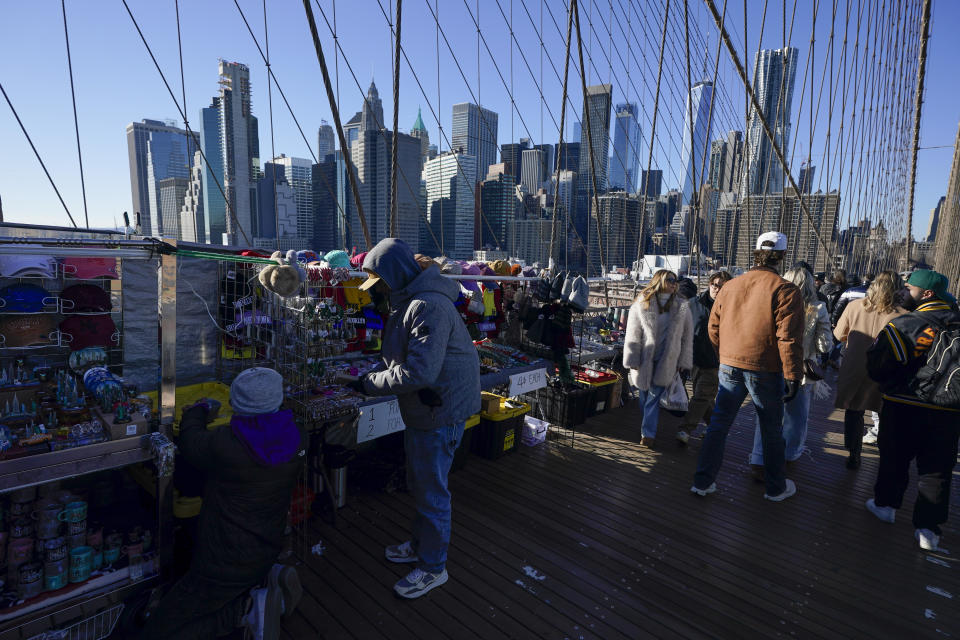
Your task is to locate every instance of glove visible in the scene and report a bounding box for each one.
[346,376,367,395]
[418,388,444,408]
[784,379,800,403]
[679,369,691,383]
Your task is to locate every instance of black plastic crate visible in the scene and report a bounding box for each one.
[524,384,592,429]
[471,413,526,460]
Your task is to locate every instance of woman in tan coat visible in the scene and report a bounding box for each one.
[834,271,906,469]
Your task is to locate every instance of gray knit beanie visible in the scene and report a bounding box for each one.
[230,367,284,415]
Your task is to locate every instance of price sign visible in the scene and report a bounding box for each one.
[356,398,406,443]
[509,368,547,396]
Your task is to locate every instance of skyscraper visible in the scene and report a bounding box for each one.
[255,162,300,250]
[126,119,197,237]
[722,130,743,192]
[554,141,580,173]
[520,149,544,194]
[410,107,432,168]
[422,152,477,259]
[797,163,816,194]
[741,48,799,195]
[681,81,715,204]
[312,155,342,250]
[588,192,644,273]
[317,120,335,161]
[271,155,314,247]
[928,195,945,242]
[155,177,189,239]
[610,103,641,192]
[180,150,205,243]
[479,169,516,250]
[639,169,663,198]
[501,140,531,178]
[198,61,260,245]
[576,84,613,261]
[451,103,498,186]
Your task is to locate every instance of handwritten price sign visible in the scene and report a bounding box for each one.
[356,398,406,444]
[509,368,547,396]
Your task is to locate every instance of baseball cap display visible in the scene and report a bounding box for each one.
[0,315,58,348]
[755,231,788,251]
[62,257,118,280]
[0,255,57,279]
[59,315,118,351]
[0,284,56,313]
[60,284,112,313]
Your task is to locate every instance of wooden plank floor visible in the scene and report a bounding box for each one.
[284,384,960,639]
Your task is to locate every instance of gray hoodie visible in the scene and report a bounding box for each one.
[361,239,481,429]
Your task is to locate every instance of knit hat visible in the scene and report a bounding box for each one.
[907,269,949,299]
[62,257,118,279]
[0,255,57,279]
[324,250,352,269]
[490,260,512,276]
[0,284,56,313]
[414,254,437,271]
[60,284,112,313]
[230,367,284,415]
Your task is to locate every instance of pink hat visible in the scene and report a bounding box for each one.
[62,257,119,280]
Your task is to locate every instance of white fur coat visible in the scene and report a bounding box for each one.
[622,295,694,391]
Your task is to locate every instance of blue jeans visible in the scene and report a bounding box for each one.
[750,383,811,464]
[694,365,787,496]
[639,384,667,438]
[405,421,464,573]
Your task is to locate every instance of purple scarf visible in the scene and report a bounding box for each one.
[230,409,301,466]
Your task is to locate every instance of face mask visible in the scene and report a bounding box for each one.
[370,289,390,314]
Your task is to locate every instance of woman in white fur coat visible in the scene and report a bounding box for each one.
[623,270,694,447]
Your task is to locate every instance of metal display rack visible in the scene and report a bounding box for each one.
[0,229,175,640]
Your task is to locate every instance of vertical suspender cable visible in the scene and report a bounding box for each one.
[548,0,575,269]
[301,0,372,250]
[61,0,89,228]
[390,0,403,237]
[904,0,932,269]
[263,0,281,243]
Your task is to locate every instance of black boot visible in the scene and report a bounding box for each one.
[846,451,861,469]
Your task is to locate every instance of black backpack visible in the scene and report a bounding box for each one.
[910,317,960,409]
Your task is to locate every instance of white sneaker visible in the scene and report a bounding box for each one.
[915,528,940,551]
[690,482,716,496]
[764,479,797,502]
[393,567,448,599]
[861,432,877,445]
[385,541,419,564]
[865,498,896,523]
[676,430,690,445]
[268,564,302,620]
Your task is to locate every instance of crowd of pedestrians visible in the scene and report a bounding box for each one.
[623,231,960,551]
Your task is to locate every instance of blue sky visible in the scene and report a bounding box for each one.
[1,0,957,240]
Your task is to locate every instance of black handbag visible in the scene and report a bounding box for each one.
[803,359,824,381]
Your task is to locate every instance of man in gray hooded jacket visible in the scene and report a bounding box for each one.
[352,238,480,598]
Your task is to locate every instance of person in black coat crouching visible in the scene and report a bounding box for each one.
[140,367,305,640]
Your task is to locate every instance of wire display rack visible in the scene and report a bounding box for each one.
[26,603,123,640]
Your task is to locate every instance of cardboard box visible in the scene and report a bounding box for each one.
[95,408,150,440]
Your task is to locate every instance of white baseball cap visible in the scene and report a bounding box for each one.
[755,231,787,251]
[0,255,58,278]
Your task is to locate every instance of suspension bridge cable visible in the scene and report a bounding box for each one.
[262,0,281,244]
[905,0,932,267]
[60,0,88,228]
[389,0,402,237]
[548,0,575,267]
[301,0,372,250]
[0,81,78,228]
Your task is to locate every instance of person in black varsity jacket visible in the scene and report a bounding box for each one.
[864,269,960,552]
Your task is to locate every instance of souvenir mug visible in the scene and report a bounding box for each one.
[122,542,143,563]
[67,518,87,536]
[18,562,42,599]
[33,503,63,539]
[58,501,87,524]
[103,544,121,566]
[91,547,103,571]
[66,532,87,550]
[8,537,34,567]
[42,536,67,562]
[44,558,67,590]
[69,546,93,583]
[10,517,34,539]
[9,500,33,518]
[86,525,103,549]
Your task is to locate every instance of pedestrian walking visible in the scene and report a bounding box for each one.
[864,269,960,551]
[676,270,733,443]
[623,269,694,448]
[833,271,906,468]
[691,232,804,501]
[748,266,831,471]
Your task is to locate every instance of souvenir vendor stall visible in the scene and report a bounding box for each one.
[0,228,177,640]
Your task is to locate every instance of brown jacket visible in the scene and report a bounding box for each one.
[833,297,906,411]
[708,266,805,380]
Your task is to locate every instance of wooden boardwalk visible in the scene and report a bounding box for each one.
[283,388,960,639]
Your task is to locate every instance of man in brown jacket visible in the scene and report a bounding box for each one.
[691,232,804,502]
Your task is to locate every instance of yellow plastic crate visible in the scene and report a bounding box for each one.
[465,413,480,429]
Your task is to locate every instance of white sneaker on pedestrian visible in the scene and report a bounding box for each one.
[385,541,420,564]
[393,567,448,599]
[690,482,716,496]
[865,498,896,523]
[676,430,690,445]
[268,564,302,620]
[764,479,797,502]
[861,431,878,445]
[915,529,940,551]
